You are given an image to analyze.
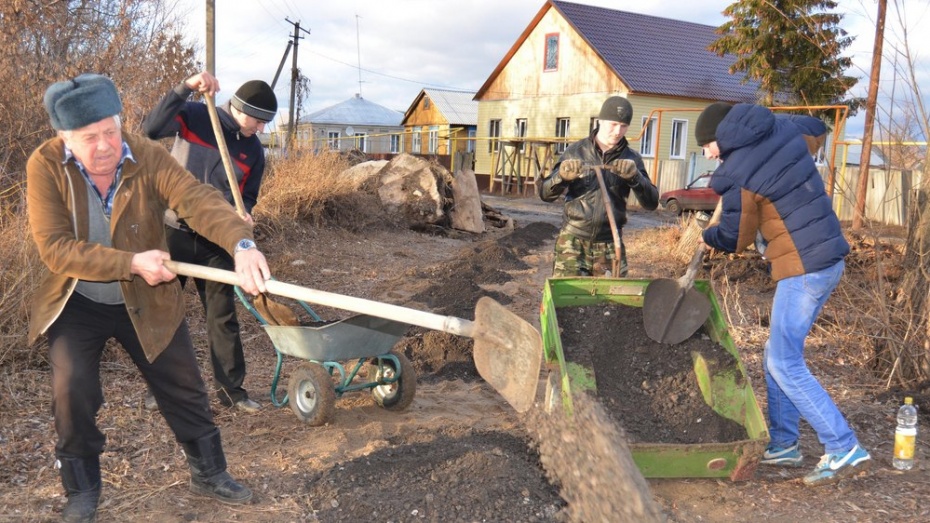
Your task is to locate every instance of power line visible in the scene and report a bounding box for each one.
[308,50,476,92]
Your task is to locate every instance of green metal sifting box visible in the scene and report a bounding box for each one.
[539,277,770,481]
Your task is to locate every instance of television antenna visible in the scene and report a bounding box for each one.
[356,14,364,96]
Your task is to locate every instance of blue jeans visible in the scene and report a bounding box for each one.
[764,260,858,454]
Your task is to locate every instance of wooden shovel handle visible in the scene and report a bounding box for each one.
[204,93,247,219]
[163,260,476,338]
[592,166,622,275]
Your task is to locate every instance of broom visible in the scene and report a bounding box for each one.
[672,199,722,264]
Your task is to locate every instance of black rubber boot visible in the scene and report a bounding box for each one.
[181,429,252,504]
[57,456,101,523]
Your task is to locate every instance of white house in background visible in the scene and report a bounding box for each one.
[295,94,404,153]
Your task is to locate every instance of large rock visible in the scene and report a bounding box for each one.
[450,167,485,233]
[343,159,388,189]
[377,154,447,227]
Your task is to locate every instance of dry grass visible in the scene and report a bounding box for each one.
[0,184,42,368]
[255,148,386,234]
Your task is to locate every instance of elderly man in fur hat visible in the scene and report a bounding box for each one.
[538,95,659,277]
[27,73,269,522]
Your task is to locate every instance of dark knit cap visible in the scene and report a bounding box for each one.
[230,80,277,122]
[43,74,123,131]
[597,96,633,125]
[695,102,733,146]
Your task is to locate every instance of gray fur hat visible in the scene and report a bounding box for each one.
[43,74,122,131]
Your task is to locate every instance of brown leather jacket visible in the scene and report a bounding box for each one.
[26,131,254,362]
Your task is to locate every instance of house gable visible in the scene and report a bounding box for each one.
[476,3,625,101]
[476,0,760,104]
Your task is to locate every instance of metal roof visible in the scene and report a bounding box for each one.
[551,0,761,102]
[300,94,404,127]
[421,88,478,126]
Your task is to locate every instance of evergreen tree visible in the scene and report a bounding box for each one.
[709,0,860,115]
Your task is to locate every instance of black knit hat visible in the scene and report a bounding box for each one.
[43,74,123,130]
[695,102,733,146]
[230,80,277,122]
[597,96,633,124]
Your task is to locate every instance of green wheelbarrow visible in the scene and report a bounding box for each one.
[235,286,415,426]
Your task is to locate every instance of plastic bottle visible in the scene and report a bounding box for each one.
[893,396,918,471]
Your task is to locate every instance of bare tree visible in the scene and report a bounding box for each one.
[864,0,930,384]
[0,0,200,193]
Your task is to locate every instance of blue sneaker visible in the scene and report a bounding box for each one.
[803,445,871,486]
[760,442,803,467]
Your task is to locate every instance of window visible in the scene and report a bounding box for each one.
[428,125,439,154]
[515,118,527,153]
[544,33,559,71]
[424,98,431,109]
[354,133,367,153]
[327,131,340,150]
[488,119,501,153]
[670,119,688,159]
[555,117,570,154]
[412,126,422,153]
[467,129,476,153]
[639,116,657,158]
[390,134,401,153]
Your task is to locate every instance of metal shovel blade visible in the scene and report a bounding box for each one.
[471,297,542,413]
[642,243,712,344]
[642,279,712,344]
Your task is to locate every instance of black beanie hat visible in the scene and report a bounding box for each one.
[43,73,122,130]
[231,80,277,122]
[597,96,633,125]
[695,102,733,146]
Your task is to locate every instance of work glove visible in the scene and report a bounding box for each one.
[559,159,584,181]
[607,159,640,185]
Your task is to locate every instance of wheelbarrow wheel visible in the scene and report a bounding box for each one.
[287,363,336,426]
[369,349,416,411]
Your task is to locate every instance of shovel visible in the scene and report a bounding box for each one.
[642,199,723,344]
[163,260,542,413]
[203,93,297,323]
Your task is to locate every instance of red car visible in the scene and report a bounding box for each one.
[659,173,719,215]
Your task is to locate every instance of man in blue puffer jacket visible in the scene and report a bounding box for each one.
[695,102,870,486]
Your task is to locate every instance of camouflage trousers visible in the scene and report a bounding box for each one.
[552,230,628,277]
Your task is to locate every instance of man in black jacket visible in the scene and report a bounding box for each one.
[538,96,659,277]
[142,71,277,412]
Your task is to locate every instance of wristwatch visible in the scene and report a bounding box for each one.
[234,238,256,253]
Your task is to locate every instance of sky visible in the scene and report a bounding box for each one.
[172,0,930,140]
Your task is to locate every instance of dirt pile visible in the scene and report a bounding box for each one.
[558,303,747,444]
[526,394,664,523]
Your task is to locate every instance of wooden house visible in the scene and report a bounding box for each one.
[401,88,478,159]
[474,0,762,195]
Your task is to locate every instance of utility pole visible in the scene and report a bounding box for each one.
[853,0,886,230]
[284,18,310,150]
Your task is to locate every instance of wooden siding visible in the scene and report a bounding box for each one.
[478,8,624,101]
[402,95,476,156]
[472,6,725,184]
[405,94,446,126]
